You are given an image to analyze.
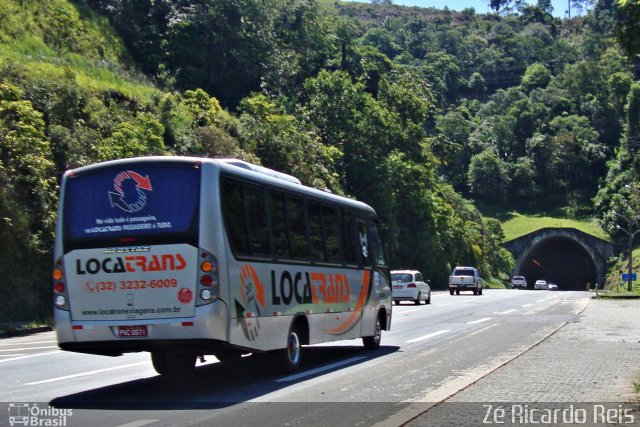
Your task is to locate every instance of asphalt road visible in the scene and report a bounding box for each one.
[0,289,591,427]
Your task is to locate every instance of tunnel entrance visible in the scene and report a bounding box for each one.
[518,236,597,291]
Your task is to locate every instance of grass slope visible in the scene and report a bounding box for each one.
[477,203,609,242]
[500,212,608,241]
[0,0,159,101]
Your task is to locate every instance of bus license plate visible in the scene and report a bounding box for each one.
[117,325,148,338]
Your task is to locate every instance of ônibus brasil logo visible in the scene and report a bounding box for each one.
[108,170,153,213]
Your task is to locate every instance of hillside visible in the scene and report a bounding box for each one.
[0,0,158,100]
[1,0,639,322]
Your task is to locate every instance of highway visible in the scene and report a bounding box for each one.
[0,289,591,427]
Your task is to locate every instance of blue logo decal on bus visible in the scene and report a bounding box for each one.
[108,171,153,213]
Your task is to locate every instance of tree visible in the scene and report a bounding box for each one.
[521,63,552,92]
[489,0,514,13]
[0,82,56,321]
[612,0,640,58]
[626,83,640,155]
[468,149,511,204]
[302,70,395,223]
[238,93,340,191]
[97,112,165,160]
[508,157,538,201]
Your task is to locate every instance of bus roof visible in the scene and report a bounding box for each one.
[64,156,377,217]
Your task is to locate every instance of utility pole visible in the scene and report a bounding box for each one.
[613,184,640,291]
[613,212,638,291]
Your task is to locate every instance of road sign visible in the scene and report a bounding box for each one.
[622,273,637,281]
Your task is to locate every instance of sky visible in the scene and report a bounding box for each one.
[351,0,578,18]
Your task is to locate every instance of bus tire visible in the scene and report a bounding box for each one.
[274,326,303,373]
[363,315,381,350]
[151,351,196,376]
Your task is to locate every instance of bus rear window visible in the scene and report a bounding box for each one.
[63,163,200,246]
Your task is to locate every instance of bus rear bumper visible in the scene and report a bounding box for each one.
[55,300,231,356]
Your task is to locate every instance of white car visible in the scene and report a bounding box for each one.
[391,270,431,305]
[547,283,559,291]
[511,275,527,289]
[534,280,548,290]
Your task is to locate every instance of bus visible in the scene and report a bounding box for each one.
[53,157,392,375]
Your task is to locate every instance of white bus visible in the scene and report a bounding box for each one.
[53,157,392,375]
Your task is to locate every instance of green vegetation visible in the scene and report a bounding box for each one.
[602,248,640,292]
[501,214,607,241]
[1,0,640,320]
[480,209,609,242]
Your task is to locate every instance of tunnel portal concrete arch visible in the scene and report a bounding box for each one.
[504,228,620,290]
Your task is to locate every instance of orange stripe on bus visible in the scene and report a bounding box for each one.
[323,270,371,335]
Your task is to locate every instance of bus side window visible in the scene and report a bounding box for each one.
[368,222,387,267]
[322,205,342,264]
[308,201,326,262]
[341,209,358,266]
[287,195,309,260]
[221,177,249,255]
[221,177,270,258]
[268,190,290,259]
[244,183,270,257]
[357,220,371,268]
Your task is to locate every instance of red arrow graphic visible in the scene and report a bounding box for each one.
[127,171,153,191]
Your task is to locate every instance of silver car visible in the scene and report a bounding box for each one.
[534,280,548,290]
[391,270,431,305]
[511,275,527,289]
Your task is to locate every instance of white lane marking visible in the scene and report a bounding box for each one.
[467,317,492,325]
[25,362,148,385]
[115,420,159,427]
[406,330,450,344]
[0,351,61,363]
[436,303,456,307]
[0,340,56,346]
[400,308,422,314]
[465,323,500,338]
[276,356,366,383]
[496,309,516,315]
[536,299,545,303]
[0,346,58,352]
[522,303,533,307]
[0,353,25,358]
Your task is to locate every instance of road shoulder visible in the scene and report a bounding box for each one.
[406,298,640,426]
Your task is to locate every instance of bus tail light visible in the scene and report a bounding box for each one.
[53,258,70,311]
[197,250,219,306]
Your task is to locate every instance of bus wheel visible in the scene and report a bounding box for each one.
[151,351,196,376]
[274,326,303,373]
[363,316,381,350]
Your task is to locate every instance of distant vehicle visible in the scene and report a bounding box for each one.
[511,275,527,289]
[534,280,548,290]
[547,283,559,291]
[449,266,482,295]
[391,270,431,305]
